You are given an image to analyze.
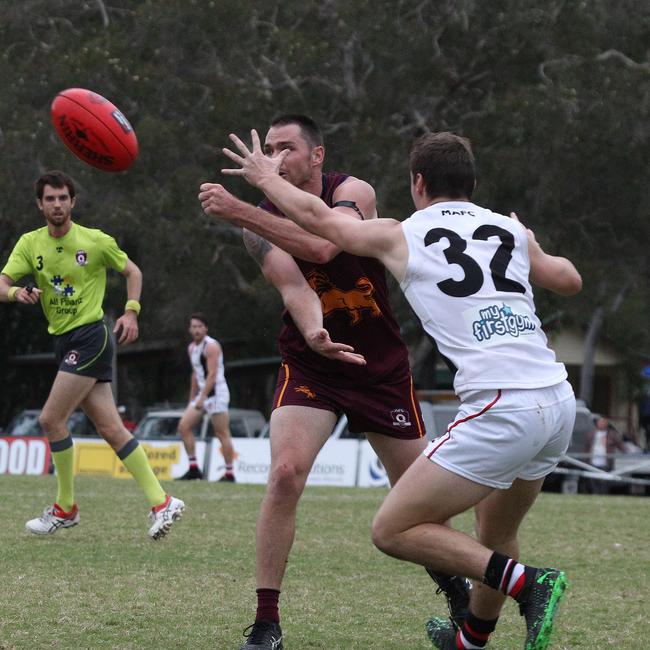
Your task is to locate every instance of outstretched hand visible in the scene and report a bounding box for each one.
[221,129,288,187]
[305,329,367,366]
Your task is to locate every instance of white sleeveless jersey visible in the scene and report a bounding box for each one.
[189,335,228,398]
[400,201,567,396]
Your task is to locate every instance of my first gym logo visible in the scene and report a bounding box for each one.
[471,303,536,343]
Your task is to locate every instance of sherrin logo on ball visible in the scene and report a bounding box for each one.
[51,88,139,172]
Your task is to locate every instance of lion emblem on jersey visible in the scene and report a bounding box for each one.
[306,270,382,325]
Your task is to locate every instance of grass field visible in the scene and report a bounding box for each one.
[0,476,648,649]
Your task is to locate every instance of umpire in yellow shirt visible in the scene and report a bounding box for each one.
[0,170,184,539]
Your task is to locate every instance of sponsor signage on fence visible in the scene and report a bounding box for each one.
[73,438,206,479]
[0,437,51,475]
[206,438,359,486]
[306,439,358,487]
[6,436,392,487]
[206,438,270,483]
[357,440,390,488]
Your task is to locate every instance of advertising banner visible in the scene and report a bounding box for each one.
[206,438,359,487]
[6,436,389,487]
[73,438,117,477]
[206,438,270,483]
[73,438,206,479]
[356,440,390,488]
[0,437,51,475]
[306,439,359,487]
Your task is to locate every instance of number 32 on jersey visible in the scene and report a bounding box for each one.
[425,225,526,298]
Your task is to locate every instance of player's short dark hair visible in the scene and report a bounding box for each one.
[409,132,475,200]
[270,114,324,148]
[34,170,76,200]
[188,312,208,327]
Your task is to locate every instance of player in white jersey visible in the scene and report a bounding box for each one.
[178,312,235,481]
[214,129,582,650]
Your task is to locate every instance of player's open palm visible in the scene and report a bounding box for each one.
[221,129,287,188]
[306,328,366,366]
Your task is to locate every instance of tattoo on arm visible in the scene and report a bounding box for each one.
[243,229,272,266]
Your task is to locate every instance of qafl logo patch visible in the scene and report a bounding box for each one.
[64,350,80,366]
[75,250,88,266]
[390,408,411,429]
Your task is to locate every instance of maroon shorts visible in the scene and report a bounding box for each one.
[272,361,425,440]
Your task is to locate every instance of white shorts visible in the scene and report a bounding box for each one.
[191,392,229,416]
[423,381,575,489]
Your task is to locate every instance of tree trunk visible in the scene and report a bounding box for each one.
[579,305,605,407]
[579,283,629,407]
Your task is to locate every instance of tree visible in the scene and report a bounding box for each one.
[1,0,648,419]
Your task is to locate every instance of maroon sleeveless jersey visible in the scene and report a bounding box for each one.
[259,171,411,384]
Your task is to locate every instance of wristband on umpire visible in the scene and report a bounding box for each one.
[7,286,20,302]
[125,299,141,316]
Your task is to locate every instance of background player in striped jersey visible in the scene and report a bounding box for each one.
[177,312,235,481]
[220,130,582,650]
[200,116,469,650]
[0,170,184,540]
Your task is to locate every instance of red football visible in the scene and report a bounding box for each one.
[51,88,138,172]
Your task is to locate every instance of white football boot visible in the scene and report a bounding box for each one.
[148,495,185,540]
[26,503,80,535]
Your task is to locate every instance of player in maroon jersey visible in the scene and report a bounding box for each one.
[199,115,468,650]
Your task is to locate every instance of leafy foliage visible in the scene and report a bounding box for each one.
[1,0,648,419]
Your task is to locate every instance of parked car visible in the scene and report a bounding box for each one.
[4,409,41,437]
[4,409,98,437]
[133,407,266,441]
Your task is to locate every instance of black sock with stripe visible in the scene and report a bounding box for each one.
[456,612,498,649]
[483,551,537,603]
